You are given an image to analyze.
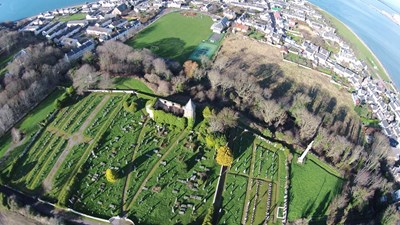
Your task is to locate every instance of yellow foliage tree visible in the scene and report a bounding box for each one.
[105,168,118,183]
[216,146,234,166]
[183,60,198,78]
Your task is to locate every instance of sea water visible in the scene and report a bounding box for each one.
[309,0,400,89]
[0,0,95,22]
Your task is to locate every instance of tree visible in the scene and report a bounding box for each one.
[380,205,399,225]
[202,106,212,120]
[208,108,238,133]
[216,146,234,166]
[105,168,118,183]
[71,64,99,94]
[11,127,23,143]
[183,60,198,78]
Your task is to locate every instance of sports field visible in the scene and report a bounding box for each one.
[288,154,343,222]
[126,12,213,63]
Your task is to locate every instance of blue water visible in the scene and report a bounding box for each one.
[309,0,400,88]
[0,0,95,22]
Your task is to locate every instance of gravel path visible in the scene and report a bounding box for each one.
[42,96,111,191]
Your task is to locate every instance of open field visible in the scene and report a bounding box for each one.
[288,155,343,222]
[113,77,154,94]
[126,12,213,63]
[314,7,390,82]
[56,13,87,22]
[219,34,358,118]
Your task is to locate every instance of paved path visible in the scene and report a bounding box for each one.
[42,96,110,191]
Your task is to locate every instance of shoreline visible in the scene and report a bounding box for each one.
[309,3,398,92]
[2,0,97,23]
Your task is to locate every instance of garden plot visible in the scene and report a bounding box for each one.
[71,106,146,217]
[219,174,248,225]
[127,130,219,225]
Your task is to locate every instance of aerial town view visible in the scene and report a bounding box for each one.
[0,0,399,224]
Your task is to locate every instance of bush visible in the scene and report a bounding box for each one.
[202,106,212,120]
[216,146,234,166]
[206,133,227,149]
[106,168,118,183]
[66,86,75,95]
[123,100,138,113]
[54,92,71,109]
[153,110,187,129]
[202,206,214,225]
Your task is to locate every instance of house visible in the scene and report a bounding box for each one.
[112,3,130,16]
[64,39,96,62]
[67,20,88,27]
[211,17,230,33]
[60,37,80,47]
[232,22,249,33]
[223,10,236,20]
[146,99,196,120]
[86,26,112,36]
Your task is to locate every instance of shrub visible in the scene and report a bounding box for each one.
[216,146,234,166]
[202,206,214,225]
[206,133,227,149]
[66,86,75,95]
[123,100,138,113]
[202,106,212,120]
[153,110,187,129]
[106,168,118,183]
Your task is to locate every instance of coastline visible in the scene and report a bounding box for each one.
[308,3,398,91]
[2,0,97,23]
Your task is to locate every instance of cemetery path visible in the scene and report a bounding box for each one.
[42,96,111,191]
[126,129,189,210]
[121,118,149,213]
[241,142,256,225]
[56,95,126,202]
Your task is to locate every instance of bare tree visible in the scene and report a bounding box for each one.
[71,64,99,94]
[11,127,23,143]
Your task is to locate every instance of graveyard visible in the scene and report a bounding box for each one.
[0,78,343,224]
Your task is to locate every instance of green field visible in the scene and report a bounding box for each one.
[113,77,154,94]
[288,155,343,222]
[56,13,87,22]
[126,12,213,63]
[316,8,390,82]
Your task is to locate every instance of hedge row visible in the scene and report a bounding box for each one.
[153,109,187,129]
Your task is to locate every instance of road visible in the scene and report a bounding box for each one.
[0,185,108,225]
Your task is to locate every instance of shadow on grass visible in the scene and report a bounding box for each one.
[120,149,154,178]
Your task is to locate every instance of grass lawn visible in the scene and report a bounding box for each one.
[126,12,213,63]
[316,8,390,82]
[113,77,154,94]
[288,155,343,222]
[56,13,87,22]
